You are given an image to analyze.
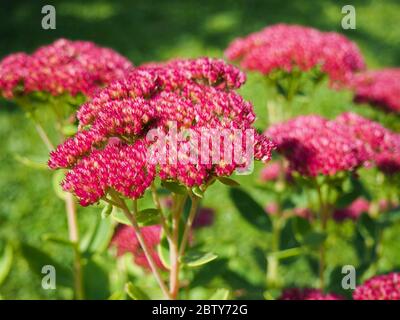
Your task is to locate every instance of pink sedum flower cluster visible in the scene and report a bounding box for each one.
[279,288,345,300]
[336,112,400,175]
[353,273,400,300]
[111,224,165,271]
[225,24,365,85]
[352,69,400,113]
[0,39,133,99]
[260,162,281,182]
[333,197,370,221]
[49,58,274,206]
[193,207,215,229]
[266,115,367,177]
[267,112,400,177]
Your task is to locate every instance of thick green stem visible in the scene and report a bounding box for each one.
[316,183,329,290]
[266,210,283,288]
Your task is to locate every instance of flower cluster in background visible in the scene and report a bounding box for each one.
[352,69,400,113]
[111,224,164,271]
[353,273,400,300]
[225,23,365,85]
[333,197,370,221]
[336,112,400,175]
[0,39,133,99]
[279,288,344,300]
[265,113,400,177]
[265,115,367,177]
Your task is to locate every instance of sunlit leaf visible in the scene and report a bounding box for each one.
[52,170,67,200]
[209,288,230,300]
[125,281,150,300]
[161,181,186,195]
[217,177,240,187]
[181,251,218,268]
[0,243,13,286]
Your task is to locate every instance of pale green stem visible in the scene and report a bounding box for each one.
[109,191,171,300]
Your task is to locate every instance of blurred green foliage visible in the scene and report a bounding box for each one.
[0,0,400,299]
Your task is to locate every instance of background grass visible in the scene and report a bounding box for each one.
[0,0,399,299]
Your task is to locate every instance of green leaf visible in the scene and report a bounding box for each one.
[52,170,67,200]
[20,242,73,287]
[136,208,161,226]
[357,213,378,243]
[125,282,150,300]
[13,154,47,170]
[0,243,13,286]
[263,289,281,300]
[161,181,187,194]
[80,215,115,254]
[217,177,240,187]
[101,203,113,219]
[83,256,111,299]
[111,208,161,227]
[42,234,76,248]
[111,208,130,226]
[302,232,327,249]
[378,208,400,225]
[192,186,204,198]
[181,251,218,268]
[291,216,312,242]
[61,124,78,137]
[229,188,272,232]
[157,231,170,270]
[108,291,124,300]
[271,247,303,260]
[209,288,230,300]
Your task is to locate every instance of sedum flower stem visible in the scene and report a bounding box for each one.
[65,192,84,300]
[267,213,283,288]
[151,182,172,240]
[169,205,181,299]
[178,193,199,258]
[110,190,171,300]
[169,194,187,299]
[33,121,55,152]
[316,182,329,290]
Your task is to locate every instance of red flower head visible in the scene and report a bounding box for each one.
[352,69,400,113]
[336,112,400,175]
[266,115,367,177]
[279,288,345,300]
[193,207,215,229]
[333,197,370,221]
[111,224,165,271]
[49,58,275,206]
[265,202,279,216]
[260,162,281,182]
[225,24,365,85]
[0,39,133,99]
[353,273,400,300]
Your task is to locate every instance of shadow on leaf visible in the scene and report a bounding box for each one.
[229,188,272,232]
